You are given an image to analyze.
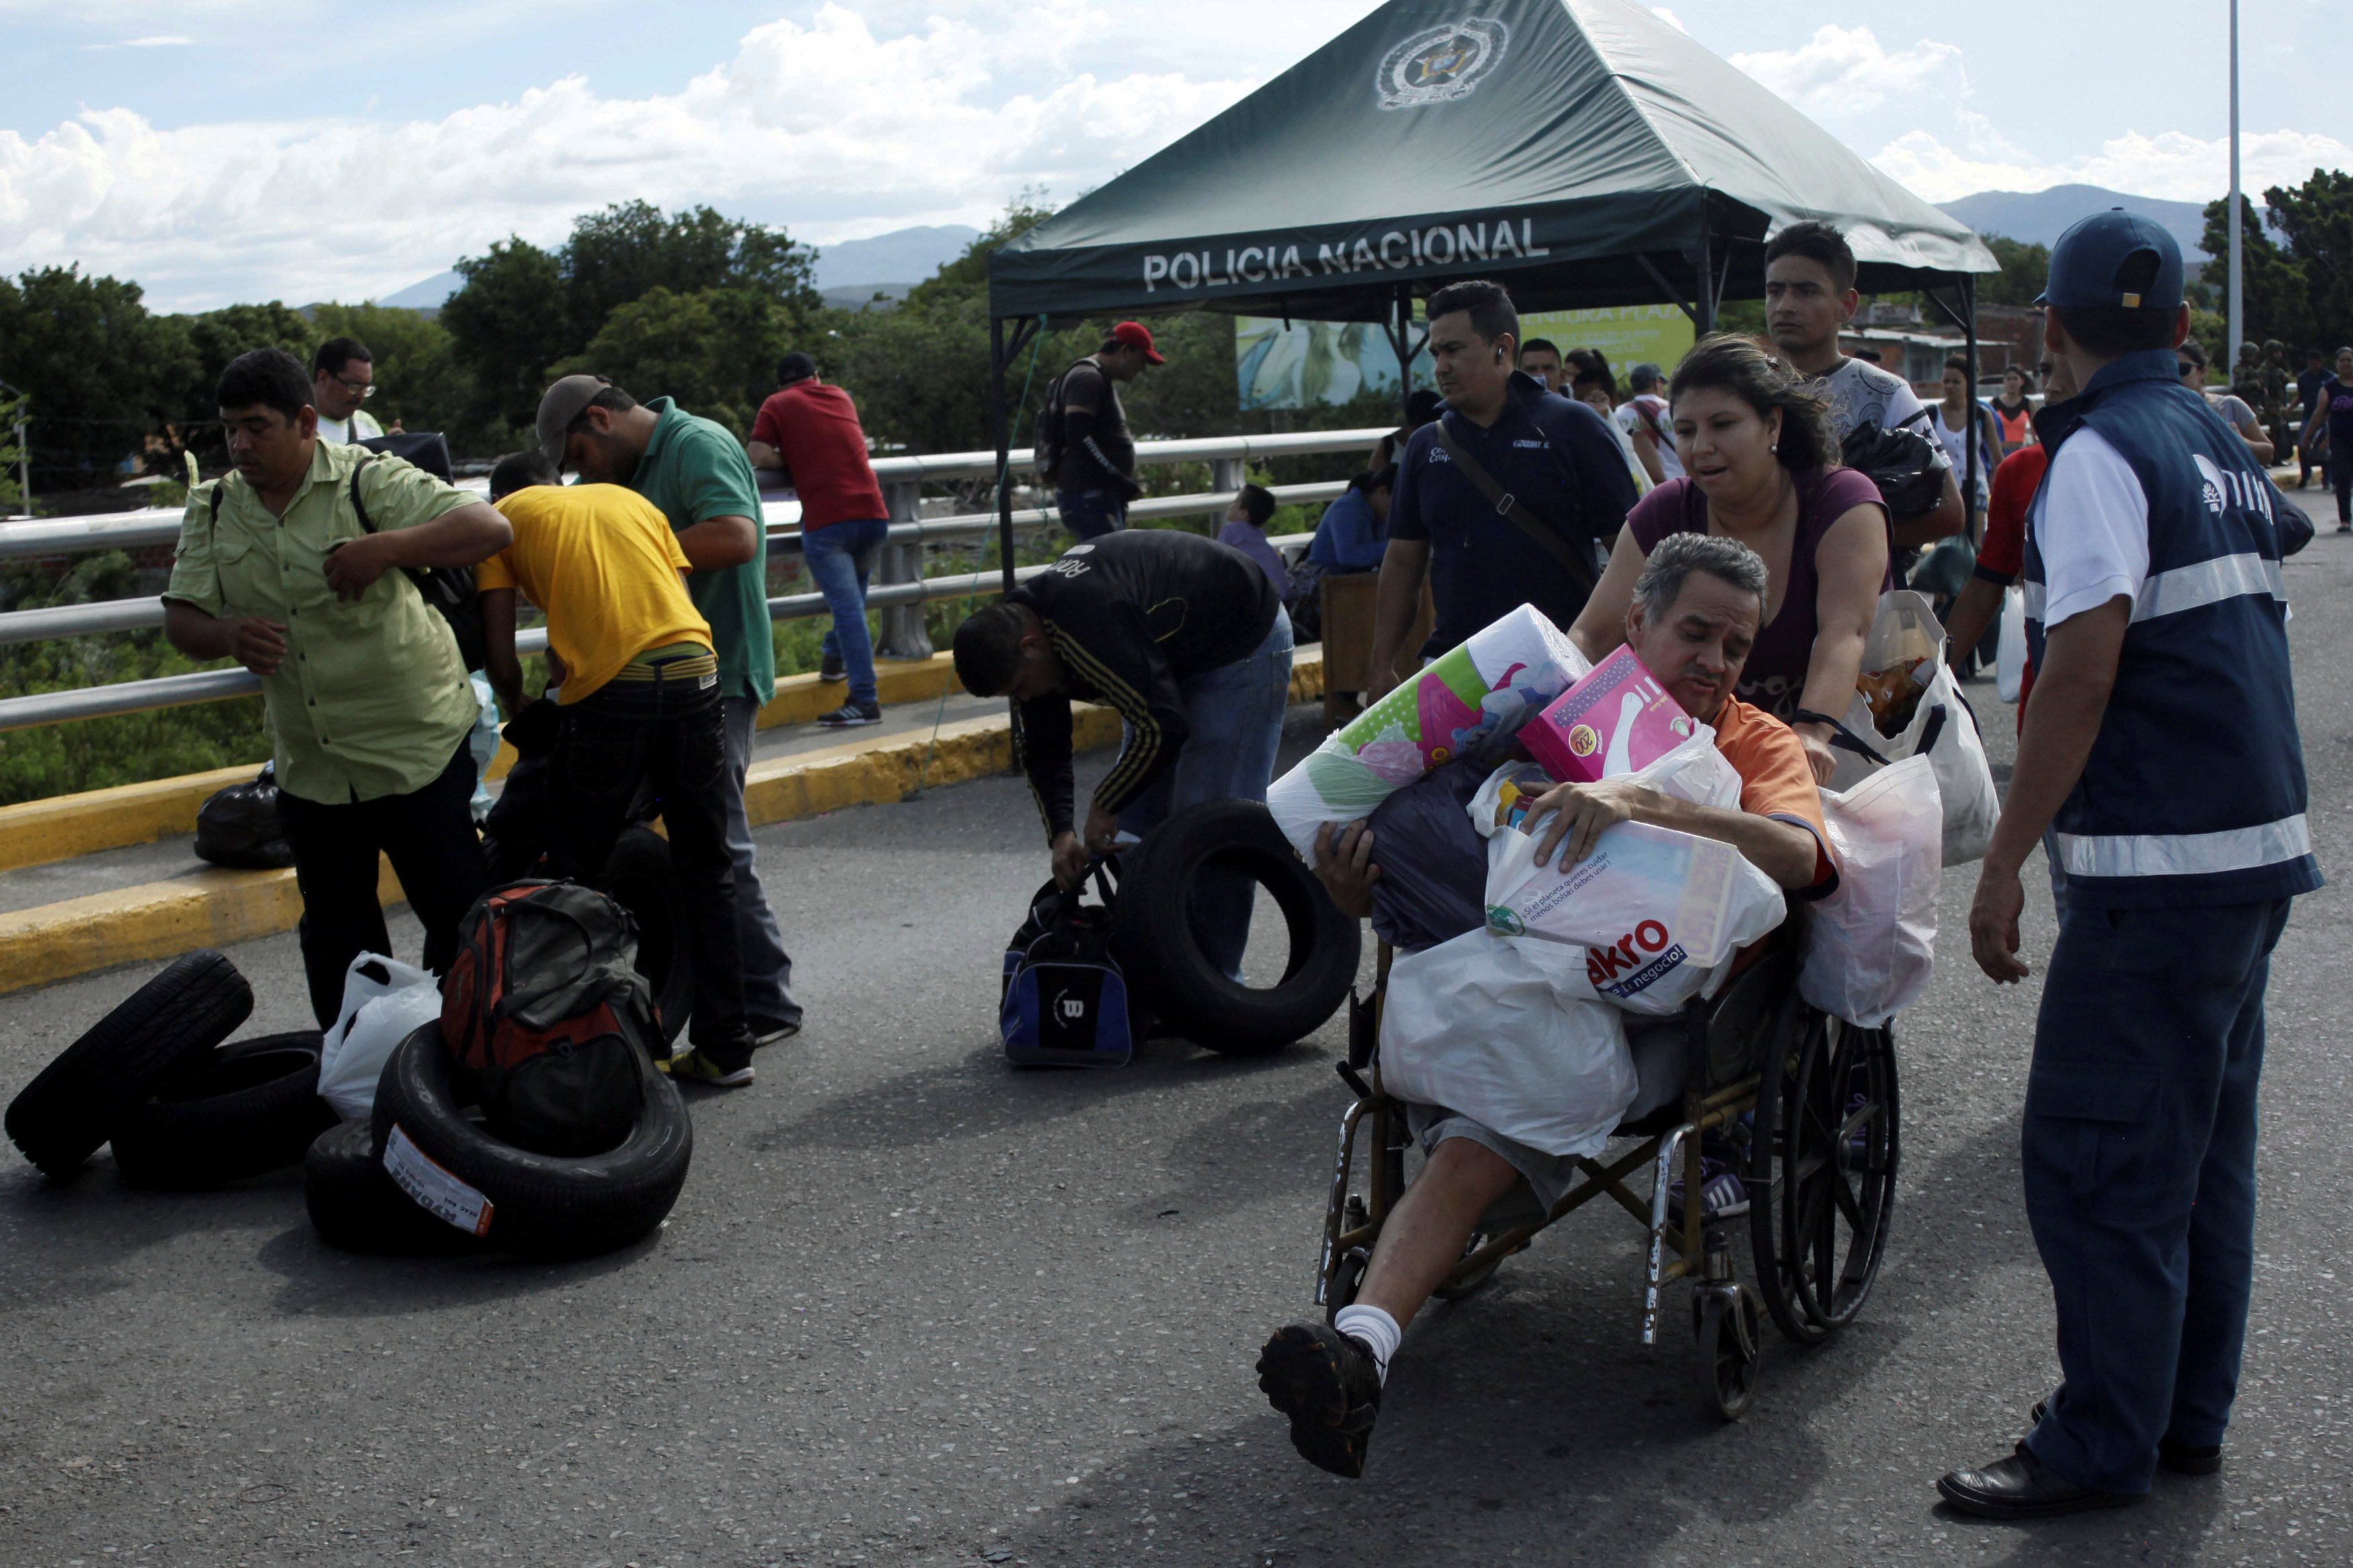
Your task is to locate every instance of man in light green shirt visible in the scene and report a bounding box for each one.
[538,374,803,1044]
[165,348,512,1025]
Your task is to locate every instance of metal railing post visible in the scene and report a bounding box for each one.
[1211,456,1246,496]
[872,479,932,661]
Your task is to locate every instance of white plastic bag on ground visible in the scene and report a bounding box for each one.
[1996,587,2026,704]
[1800,755,1943,1028]
[1826,589,1999,865]
[1268,604,1587,855]
[317,953,442,1120]
[1379,928,1635,1159]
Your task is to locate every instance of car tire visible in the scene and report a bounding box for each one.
[5,950,253,1178]
[112,1032,337,1190]
[370,1020,691,1258]
[604,825,692,1047]
[1111,798,1359,1055]
[303,1118,491,1257]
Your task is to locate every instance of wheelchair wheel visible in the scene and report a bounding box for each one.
[1784,1016,1899,1331]
[1324,1247,1369,1326]
[1746,1012,1825,1346]
[1691,1288,1761,1421]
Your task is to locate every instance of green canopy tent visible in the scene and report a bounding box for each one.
[982,0,1999,587]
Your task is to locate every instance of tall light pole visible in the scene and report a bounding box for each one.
[2227,0,2243,360]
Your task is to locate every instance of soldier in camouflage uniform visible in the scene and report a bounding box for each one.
[2261,341,2295,463]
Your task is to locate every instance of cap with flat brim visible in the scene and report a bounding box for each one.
[2034,208,2185,312]
[534,374,611,466]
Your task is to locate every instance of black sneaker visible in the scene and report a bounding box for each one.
[1255,1323,1382,1478]
[819,653,846,682]
[817,702,881,727]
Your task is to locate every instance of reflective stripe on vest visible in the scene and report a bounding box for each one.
[2022,549,2285,626]
[2056,813,2311,880]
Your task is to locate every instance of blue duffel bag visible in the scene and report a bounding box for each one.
[1001,862,1133,1069]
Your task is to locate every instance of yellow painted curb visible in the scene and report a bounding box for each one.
[756,653,960,731]
[0,647,1323,997]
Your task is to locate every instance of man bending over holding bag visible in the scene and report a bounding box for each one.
[1253,532,1835,1479]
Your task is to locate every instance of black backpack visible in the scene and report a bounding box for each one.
[1030,359,1093,485]
[1839,421,1948,522]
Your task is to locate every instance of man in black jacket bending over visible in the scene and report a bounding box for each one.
[953,529,1293,975]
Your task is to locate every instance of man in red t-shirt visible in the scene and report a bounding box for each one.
[749,354,892,725]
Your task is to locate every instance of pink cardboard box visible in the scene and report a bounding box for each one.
[1517,646,1696,783]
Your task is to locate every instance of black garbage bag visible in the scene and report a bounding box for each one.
[1364,757,1491,954]
[194,764,295,869]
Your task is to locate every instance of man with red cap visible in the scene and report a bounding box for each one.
[1041,321,1162,540]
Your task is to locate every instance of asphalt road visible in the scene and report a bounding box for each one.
[3,490,2349,1568]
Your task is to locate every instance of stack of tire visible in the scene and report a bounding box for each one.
[2,951,334,1189]
[309,1019,692,1258]
[1111,798,1361,1054]
[4,951,692,1263]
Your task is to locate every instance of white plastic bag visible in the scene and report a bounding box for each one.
[1378,929,1636,1159]
[1801,755,1943,1028]
[1995,587,2026,704]
[1483,821,1787,1015]
[1465,726,1740,841]
[1827,590,2000,866]
[1268,604,1587,855]
[317,953,442,1120]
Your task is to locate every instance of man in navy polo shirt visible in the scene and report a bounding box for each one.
[1363,279,1637,698]
[1942,212,2321,1520]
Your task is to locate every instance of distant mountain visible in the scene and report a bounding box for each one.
[821,283,914,313]
[1938,184,2211,260]
[381,268,462,311]
[809,225,977,292]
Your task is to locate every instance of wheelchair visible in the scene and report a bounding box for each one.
[1312,914,1899,1419]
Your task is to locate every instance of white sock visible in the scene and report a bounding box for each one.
[1332,1304,1400,1385]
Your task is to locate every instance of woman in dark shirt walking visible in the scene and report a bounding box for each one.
[2301,345,2353,531]
[1572,335,1891,782]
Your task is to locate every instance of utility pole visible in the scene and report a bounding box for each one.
[2227,0,2243,360]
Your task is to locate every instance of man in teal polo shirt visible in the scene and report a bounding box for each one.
[537,375,803,1048]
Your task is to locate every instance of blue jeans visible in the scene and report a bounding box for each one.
[1056,488,1128,541]
[805,518,889,706]
[1118,613,1295,976]
[2022,896,2292,1493]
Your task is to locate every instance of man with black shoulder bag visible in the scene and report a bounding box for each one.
[1365,278,1638,699]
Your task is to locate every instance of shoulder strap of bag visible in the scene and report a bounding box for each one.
[1790,707,1893,768]
[348,452,377,534]
[1429,415,1597,597]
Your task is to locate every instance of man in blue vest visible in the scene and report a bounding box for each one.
[1940,212,2320,1519]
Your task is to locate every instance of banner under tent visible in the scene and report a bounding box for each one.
[981,0,2001,589]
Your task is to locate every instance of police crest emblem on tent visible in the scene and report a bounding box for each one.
[1376,18,1511,108]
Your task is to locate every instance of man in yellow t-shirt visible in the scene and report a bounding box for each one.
[481,452,758,1087]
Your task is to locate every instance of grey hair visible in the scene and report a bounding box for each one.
[1633,532,1769,624]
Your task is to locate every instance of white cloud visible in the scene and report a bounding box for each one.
[1728,25,1965,120]
[1872,126,2353,204]
[0,3,1257,311]
[79,36,194,50]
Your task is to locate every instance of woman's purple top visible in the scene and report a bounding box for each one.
[1624,466,1890,720]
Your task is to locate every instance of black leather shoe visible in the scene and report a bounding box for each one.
[2029,1400,2223,1476]
[1937,1444,2141,1520]
[1256,1323,1381,1478]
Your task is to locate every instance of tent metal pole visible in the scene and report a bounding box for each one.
[1638,255,1698,325]
[988,315,1016,596]
[1696,220,1718,335]
[1962,273,1981,542]
[1395,286,1414,421]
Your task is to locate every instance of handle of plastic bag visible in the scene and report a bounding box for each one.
[1790,708,1894,768]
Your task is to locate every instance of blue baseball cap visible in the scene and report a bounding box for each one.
[2036,208,2184,311]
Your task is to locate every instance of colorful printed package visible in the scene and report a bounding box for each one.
[1267,605,1586,855]
[1516,646,1696,784]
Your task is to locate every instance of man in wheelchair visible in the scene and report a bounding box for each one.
[1256,533,1839,1477]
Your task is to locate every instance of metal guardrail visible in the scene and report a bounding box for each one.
[0,424,1386,731]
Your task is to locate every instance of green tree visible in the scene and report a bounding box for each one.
[1981,233,2052,308]
[0,390,23,513]
[440,237,571,444]
[564,201,822,353]
[0,266,189,486]
[550,286,791,439]
[2200,194,2315,349]
[153,300,313,463]
[2261,167,2353,348]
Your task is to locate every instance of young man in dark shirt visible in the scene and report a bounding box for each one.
[952,529,1291,976]
[1046,323,1161,540]
[1365,278,1639,699]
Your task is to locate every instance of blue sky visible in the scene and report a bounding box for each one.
[3,0,2345,311]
